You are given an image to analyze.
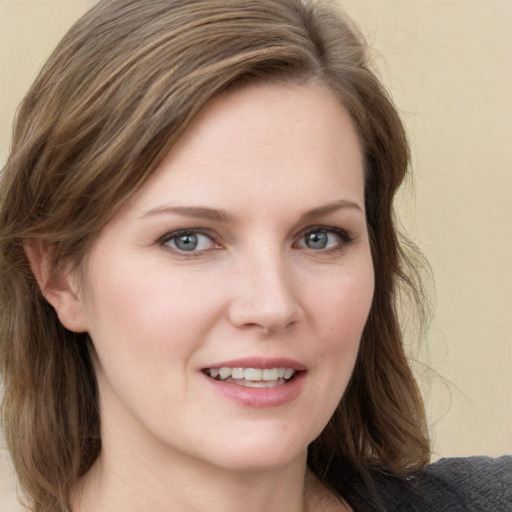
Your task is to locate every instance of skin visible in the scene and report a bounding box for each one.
[38,81,374,511]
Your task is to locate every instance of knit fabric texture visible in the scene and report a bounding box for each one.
[347,455,512,512]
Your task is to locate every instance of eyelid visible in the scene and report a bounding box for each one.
[293,225,353,251]
[156,225,353,256]
[157,228,221,254]
[295,225,351,240]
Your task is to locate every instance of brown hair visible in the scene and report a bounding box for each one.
[0,0,430,510]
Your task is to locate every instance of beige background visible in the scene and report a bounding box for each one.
[1,0,511,510]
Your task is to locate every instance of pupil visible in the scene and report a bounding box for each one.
[306,231,327,249]
[176,234,198,251]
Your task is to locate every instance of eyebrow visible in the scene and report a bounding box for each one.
[141,205,233,222]
[298,199,364,221]
[141,199,363,222]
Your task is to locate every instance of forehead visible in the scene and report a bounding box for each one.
[116,80,365,221]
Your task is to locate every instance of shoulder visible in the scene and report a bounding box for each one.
[424,455,512,494]
[347,456,512,512]
[415,456,512,511]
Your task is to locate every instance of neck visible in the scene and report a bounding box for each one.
[72,449,320,512]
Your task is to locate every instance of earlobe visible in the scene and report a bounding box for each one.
[24,240,88,333]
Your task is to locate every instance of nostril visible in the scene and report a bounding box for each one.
[227,267,302,332]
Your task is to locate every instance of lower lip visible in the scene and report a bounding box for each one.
[202,371,306,408]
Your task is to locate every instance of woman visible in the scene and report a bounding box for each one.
[0,1,509,511]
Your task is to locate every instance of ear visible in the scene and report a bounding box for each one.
[24,240,88,333]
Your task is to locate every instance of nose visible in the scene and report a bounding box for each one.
[227,250,302,335]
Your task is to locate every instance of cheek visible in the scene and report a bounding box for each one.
[309,264,374,347]
[81,259,224,370]
[307,263,373,399]
[80,265,218,420]
[295,265,374,439]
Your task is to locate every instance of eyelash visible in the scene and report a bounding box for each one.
[158,229,220,256]
[157,226,353,256]
[295,226,353,254]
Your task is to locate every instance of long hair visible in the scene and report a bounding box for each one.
[0,1,430,510]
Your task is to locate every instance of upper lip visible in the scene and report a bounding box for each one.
[202,357,306,371]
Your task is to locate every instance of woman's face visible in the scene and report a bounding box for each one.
[74,81,374,472]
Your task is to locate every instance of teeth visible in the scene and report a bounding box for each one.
[283,368,294,379]
[262,368,278,381]
[219,367,231,380]
[231,367,244,379]
[244,368,262,381]
[206,367,297,384]
[244,380,274,388]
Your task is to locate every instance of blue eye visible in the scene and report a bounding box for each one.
[160,231,217,253]
[297,228,349,251]
[305,231,330,249]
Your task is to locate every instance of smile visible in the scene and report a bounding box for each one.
[203,367,297,388]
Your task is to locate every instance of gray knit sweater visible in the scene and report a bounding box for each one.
[347,456,512,511]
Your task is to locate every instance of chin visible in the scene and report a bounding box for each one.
[193,427,313,473]
[209,449,306,474]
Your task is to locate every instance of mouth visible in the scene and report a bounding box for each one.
[202,367,298,388]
